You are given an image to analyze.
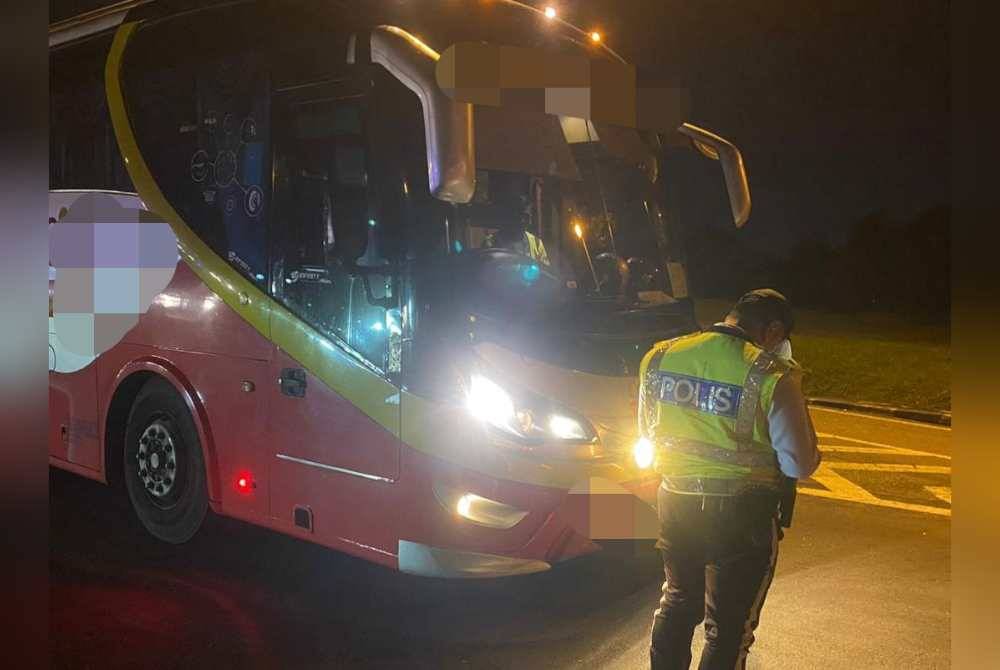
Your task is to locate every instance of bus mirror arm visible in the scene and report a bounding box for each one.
[369,26,476,204]
[676,123,752,228]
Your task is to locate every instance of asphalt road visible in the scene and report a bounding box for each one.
[50,408,950,669]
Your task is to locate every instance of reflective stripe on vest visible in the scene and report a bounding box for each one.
[662,437,780,468]
[734,350,777,450]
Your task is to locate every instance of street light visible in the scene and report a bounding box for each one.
[590,30,602,43]
[544,6,557,20]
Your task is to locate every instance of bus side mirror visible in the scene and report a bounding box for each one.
[677,123,752,228]
[368,27,476,204]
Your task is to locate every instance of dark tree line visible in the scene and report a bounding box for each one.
[683,205,950,321]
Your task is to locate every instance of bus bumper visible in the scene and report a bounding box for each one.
[398,540,551,578]
[397,473,661,578]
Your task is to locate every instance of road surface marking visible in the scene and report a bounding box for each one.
[799,486,951,517]
[818,445,951,459]
[810,406,951,431]
[809,464,879,503]
[800,444,952,517]
[817,433,950,459]
[925,486,952,504]
[821,462,950,474]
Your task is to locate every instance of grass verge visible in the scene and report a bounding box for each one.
[694,299,950,413]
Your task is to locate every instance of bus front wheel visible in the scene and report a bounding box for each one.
[123,377,208,544]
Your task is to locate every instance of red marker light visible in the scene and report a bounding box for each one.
[236,473,254,493]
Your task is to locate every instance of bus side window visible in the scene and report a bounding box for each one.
[271,82,392,371]
[50,33,133,192]
[123,45,270,287]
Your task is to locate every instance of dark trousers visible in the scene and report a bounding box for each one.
[650,486,782,670]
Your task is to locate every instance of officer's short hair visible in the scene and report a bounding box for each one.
[728,289,795,336]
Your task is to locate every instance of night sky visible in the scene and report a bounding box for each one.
[51,0,949,256]
[581,0,949,254]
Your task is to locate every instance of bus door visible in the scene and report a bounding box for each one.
[265,78,402,549]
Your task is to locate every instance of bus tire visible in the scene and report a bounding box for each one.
[123,377,208,544]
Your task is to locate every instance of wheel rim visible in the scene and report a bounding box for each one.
[137,419,180,504]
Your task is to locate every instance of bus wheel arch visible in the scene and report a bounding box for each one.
[105,360,221,504]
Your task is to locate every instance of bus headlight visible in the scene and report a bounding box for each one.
[547,414,589,440]
[466,374,596,443]
[633,437,655,469]
[467,375,517,430]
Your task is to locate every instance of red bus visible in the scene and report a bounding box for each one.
[49,0,752,578]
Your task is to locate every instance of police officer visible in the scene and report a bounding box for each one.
[640,289,821,670]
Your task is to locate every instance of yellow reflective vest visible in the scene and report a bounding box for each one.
[638,328,795,492]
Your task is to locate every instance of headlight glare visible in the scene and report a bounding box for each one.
[548,414,588,440]
[633,437,655,469]
[466,374,596,444]
[467,374,516,428]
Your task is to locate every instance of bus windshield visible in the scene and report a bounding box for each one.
[405,106,698,378]
[406,107,696,350]
[456,106,681,306]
